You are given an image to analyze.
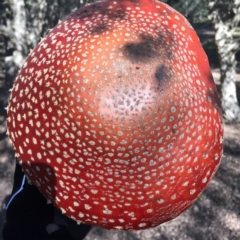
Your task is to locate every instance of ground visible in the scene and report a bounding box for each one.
[0,25,240,240]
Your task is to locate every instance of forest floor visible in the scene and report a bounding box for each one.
[0,24,240,240]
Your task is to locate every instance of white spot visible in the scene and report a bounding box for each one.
[89,141,95,145]
[182,181,189,186]
[202,177,207,183]
[190,189,196,195]
[171,194,176,200]
[84,194,90,199]
[157,199,164,204]
[171,107,176,113]
[139,223,146,228]
[118,131,123,136]
[33,138,37,144]
[114,226,123,230]
[60,208,66,214]
[91,189,98,194]
[85,204,91,210]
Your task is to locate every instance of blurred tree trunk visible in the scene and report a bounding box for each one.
[0,35,6,114]
[0,0,94,109]
[209,0,240,122]
[167,0,209,23]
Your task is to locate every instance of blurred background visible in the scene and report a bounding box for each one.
[0,0,240,239]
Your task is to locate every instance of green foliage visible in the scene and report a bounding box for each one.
[203,40,216,50]
[202,40,219,67]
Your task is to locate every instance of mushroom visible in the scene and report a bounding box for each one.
[7,0,223,230]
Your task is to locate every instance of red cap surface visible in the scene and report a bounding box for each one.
[7,0,223,230]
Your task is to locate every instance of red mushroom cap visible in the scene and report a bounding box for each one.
[7,0,223,230]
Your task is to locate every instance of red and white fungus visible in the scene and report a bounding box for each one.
[7,0,224,230]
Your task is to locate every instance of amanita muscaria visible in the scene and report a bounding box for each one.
[7,0,223,230]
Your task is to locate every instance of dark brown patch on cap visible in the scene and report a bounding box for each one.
[124,32,175,64]
[124,35,159,63]
[91,23,109,35]
[155,64,169,84]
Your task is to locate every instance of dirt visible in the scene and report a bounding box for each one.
[0,27,240,240]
